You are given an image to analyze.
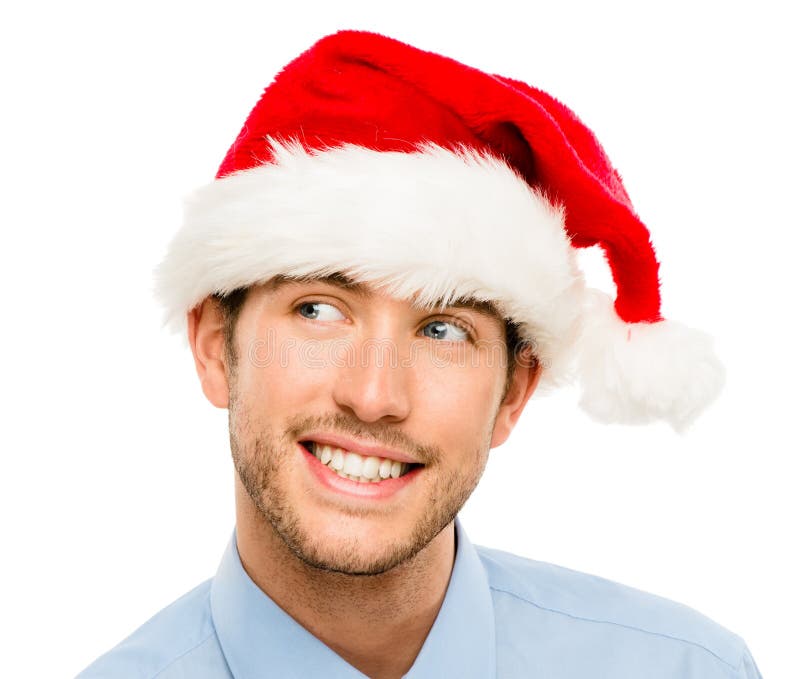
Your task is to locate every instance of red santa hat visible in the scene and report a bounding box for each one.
[153,29,725,432]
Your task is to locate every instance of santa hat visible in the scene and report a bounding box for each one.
[153,29,724,432]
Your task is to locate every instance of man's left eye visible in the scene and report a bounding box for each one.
[296,302,345,321]
[421,320,471,342]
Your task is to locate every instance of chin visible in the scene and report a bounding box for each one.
[284,511,425,576]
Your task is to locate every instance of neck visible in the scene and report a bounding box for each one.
[233,479,456,679]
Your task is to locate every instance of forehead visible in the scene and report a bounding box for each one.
[255,272,506,323]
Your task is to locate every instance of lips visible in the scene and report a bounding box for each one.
[298,432,420,465]
[298,441,422,498]
[301,440,417,482]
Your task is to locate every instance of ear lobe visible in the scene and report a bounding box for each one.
[187,297,230,409]
[490,353,542,449]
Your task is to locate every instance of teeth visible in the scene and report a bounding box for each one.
[343,453,364,477]
[320,446,332,465]
[309,442,414,483]
[362,456,380,478]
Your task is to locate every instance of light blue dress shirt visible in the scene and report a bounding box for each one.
[77,519,762,678]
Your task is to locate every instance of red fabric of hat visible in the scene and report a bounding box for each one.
[218,30,660,326]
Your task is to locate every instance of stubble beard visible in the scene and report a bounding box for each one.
[228,391,492,577]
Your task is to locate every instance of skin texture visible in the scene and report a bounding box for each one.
[188,277,541,679]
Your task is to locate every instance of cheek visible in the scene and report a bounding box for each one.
[417,363,501,447]
[236,324,333,403]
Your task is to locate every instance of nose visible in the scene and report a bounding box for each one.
[331,336,412,423]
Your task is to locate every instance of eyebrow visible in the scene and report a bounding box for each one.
[264,272,504,321]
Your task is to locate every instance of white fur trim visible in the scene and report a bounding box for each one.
[576,289,726,432]
[152,138,586,390]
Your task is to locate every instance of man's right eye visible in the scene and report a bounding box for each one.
[295,301,346,322]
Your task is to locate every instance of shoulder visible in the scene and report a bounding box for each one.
[75,578,230,679]
[476,545,756,677]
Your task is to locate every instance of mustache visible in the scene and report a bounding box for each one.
[285,412,439,465]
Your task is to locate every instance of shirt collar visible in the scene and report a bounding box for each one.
[210,517,496,679]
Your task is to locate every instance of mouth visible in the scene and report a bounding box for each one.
[299,440,423,484]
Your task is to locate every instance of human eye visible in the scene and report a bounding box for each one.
[294,301,346,322]
[420,318,473,343]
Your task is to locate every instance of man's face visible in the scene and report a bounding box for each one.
[201,275,534,576]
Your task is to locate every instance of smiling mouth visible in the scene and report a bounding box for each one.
[300,441,422,483]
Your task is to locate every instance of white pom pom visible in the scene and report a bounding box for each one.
[576,289,726,433]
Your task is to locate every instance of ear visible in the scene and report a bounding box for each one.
[187,296,230,409]
[490,349,542,449]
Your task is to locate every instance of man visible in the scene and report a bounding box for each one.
[77,29,762,678]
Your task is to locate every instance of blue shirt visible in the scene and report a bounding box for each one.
[77,519,762,678]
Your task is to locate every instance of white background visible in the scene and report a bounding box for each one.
[1,1,796,677]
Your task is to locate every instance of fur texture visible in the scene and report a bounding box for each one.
[576,289,726,432]
[153,139,726,429]
[152,139,586,391]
